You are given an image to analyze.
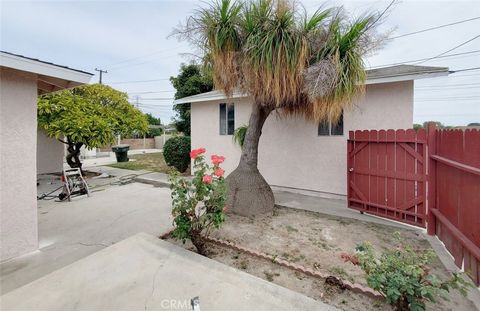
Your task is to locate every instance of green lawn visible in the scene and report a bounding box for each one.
[108,152,173,173]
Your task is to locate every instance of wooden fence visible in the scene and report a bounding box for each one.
[347,124,480,285]
[426,124,480,286]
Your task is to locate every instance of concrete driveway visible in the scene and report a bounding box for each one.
[1,181,173,294]
[1,233,336,311]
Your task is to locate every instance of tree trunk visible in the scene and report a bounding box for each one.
[226,104,275,217]
[65,139,84,171]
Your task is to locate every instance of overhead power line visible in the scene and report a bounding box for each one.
[451,67,480,73]
[103,45,187,68]
[107,78,170,85]
[128,91,175,94]
[137,97,174,100]
[415,35,480,65]
[369,50,480,68]
[389,16,480,40]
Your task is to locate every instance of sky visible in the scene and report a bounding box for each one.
[1,0,479,126]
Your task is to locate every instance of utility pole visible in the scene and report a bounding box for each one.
[94,68,108,84]
[134,95,140,108]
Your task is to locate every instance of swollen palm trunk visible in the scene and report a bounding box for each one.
[226,104,274,217]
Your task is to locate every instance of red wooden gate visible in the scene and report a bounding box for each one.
[347,129,427,228]
[347,125,480,286]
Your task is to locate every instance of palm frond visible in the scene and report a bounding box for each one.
[175,0,384,124]
[199,0,243,96]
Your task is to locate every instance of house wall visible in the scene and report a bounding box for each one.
[37,129,64,174]
[0,68,39,261]
[191,81,413,197]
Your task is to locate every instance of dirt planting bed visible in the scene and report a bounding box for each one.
[165,206,476,311]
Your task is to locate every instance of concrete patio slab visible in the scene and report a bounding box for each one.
[1,182,173,294]
[1,233,336,311]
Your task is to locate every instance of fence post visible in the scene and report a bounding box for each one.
[426,122,437,235]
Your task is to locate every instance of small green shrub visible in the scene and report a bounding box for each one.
[169,148,227,255]
[148,127,163,137]
[342,233,471,311]
[233,125,248,147]
[163,136,191,172]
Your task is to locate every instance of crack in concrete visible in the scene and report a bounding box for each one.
[78,242,110,248]
[97,207,144,234]
[144,263,163,310]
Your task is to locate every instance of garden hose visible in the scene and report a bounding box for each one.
[37,185,64,200]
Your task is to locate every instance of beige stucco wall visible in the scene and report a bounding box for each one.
[37,129,64,174]
[191,81,413,197]
[0,68,39,261]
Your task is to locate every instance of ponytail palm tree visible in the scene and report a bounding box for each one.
[177,0,383,216]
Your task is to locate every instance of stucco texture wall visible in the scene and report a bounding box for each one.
[191,81,413,197]
[37,129,64,174]
[0,68,39,261]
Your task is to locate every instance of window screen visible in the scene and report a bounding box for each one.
[331,113,344,136]
[318,113,344,136]
[318,120,330,136]
[227,104,235,135]
[219,103,235,135]
[219,103,226,135]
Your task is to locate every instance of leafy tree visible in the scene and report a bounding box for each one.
[170,63,213,135]
[422,121,446,129]
[38,84,148,170]
[145,113,162,125]
[413,124,423,130]
[467,122,480,126]
[148,127,164,137]
[175,0,383,216]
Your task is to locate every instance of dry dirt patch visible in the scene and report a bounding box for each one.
[167,206,475,311]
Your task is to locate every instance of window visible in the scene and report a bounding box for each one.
[318,113,343,136]
[219,103,235,135]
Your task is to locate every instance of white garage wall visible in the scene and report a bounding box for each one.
[37,129,64,174]
[191,81,413,197]
[0,68,39,261]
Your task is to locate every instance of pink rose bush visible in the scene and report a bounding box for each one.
[190,147,206,159]
[211,155,225,165]
[169,147,228,255]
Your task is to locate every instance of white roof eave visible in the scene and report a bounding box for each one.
[0,53,92,84]
[173,69,450,105]
[364,70,449,85]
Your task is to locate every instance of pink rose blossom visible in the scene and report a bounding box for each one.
[214,168,225,177]
[211,155,226,165]
[202,175,213,184]
[190,148,206,159]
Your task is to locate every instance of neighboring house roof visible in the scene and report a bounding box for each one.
[0,51,93,94]
[173,64,449,104]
